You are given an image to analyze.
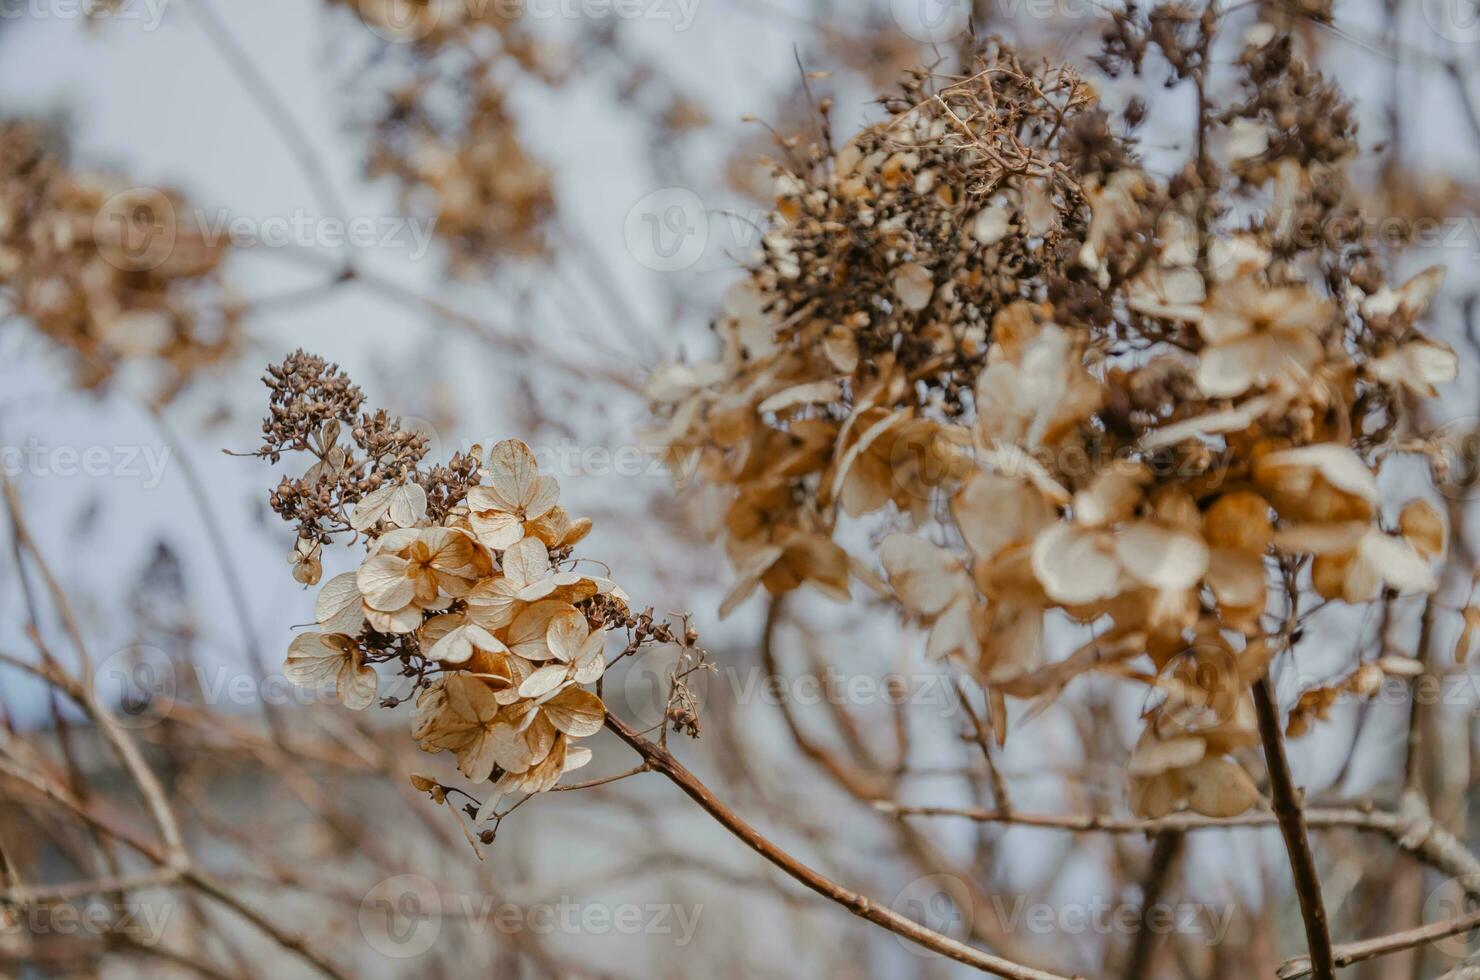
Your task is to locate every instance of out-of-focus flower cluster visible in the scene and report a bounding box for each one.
[259,353,688,815]
[646,35,1459,819]
[0,120,238,401]
[367,72,555,272]
[326,0,559,272]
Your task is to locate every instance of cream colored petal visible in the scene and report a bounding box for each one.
[350,484,396,531]
[971,205,1011,245]
[1272,522,1369,555]
[502,536,551,586]
[926,597,977,661]
[1369,338,1459,396]
[891,262,933,311]
[1362,265,1445,319]
[371,527,419,556]
[1195,336,1264,398]
[572,647,605,685]
[1116,523,1209,591]
[541,688,605,738]
[429,624,504,665]
[496,657,539,706]
[508,600,572,661]
[1359,531,1437,597]
[1129,772,1178,819]
[1255,444,1380,509]
[1127,733,1206,777]
[1207,549,1268,610]
[456,732,499,783]
[336,657,378,710]
[563,745,594,773]
[978,444,1071,506]
[387,483,427,528]
[718,571,764,620]
[471,510,524,551]
[356,555,415,612]
[823,328,859,373]
[524,476,560,522]
[953,471,1056,559]
[487,438,545,511]
[643,360,727,403]
[465,485,502,514]
[466,578,520,631]
[364,603,422,634]
[1139,394,1276,450]
[1073,465,1149,529]
[315,572,365,635]
[881,533,969,618]
[1400,499,1446,559]
[1031,522,1125,605]
[518,663,571,699]
[544,606,588,662]
[1184,757,1259,817]
[284,632,350,688]
[758,379,843,414]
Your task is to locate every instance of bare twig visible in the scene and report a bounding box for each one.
[604,710,1080,980]
[1278,906,1480,979]
[1253,675,1336,980]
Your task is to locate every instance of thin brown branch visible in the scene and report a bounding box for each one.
[1278,906,1480,979]
[955,678,1012,813]
[1119,830,1183,980]
[603,710,1081,980]
[1253,675,1336,980]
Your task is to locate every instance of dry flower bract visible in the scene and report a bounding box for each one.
[256,354,679,817]
[646,37,1457,819]
[0,120,239,401]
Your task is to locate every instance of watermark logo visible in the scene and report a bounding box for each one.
[625,187,709,272]
[360,875,443,959]
[94,187,177,273]
[892,875,975,956]
[1421,0,1480,43]
[891,0,971,42]
[1422,875,1480,958]
[618,642,700,730]
[93,645,177,731]
[1432,417,1480,501]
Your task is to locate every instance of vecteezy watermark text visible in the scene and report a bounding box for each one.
[357,876,703,959]
[2,898,174,946]
[0,0,168,29]
[1,440,171,488]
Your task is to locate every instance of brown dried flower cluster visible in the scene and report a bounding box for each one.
[259,354,657,813]
[646,35,1458,819]
[328,1,558,271]
[367,73,555,272]
[0,120,239,401]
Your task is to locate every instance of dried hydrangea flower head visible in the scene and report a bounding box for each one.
[647,35,1458,819]
[257,353,694,820]
[0,120,239,401]
[325,0,559,272]
[366,73,555,272]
